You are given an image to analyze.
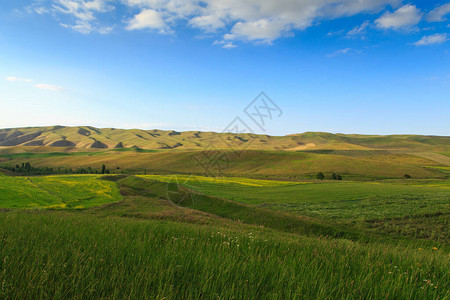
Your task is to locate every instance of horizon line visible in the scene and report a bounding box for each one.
[0,124,449,138]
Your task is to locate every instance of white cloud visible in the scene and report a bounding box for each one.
[6,76,32,82]
[60,20,93,34]
[347,20,370,38]
[413,33,448,46]
[375,4,422,30]
[427,3,450,22]
[34,83,64,91]
[213,40,237,49]
[126,0,198,18]
[222,42,237,49]
[30,0,114,34]
[33,0,405,43]
[6,76,65,92]
[326,48,362,58]
[224,19,288,43]
[98,26,113,34]
[123,0,399,43]
[126,9,167,32]
[189,15,225,32]
[34,7,49,14]
[52,0,112,21]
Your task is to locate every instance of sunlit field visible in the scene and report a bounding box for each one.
[0,174,121,209]
[0,167,449,299]
[142,175,450,220]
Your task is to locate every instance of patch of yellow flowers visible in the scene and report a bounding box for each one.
[141,174,302,187]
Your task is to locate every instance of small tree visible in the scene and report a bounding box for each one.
[331,173,337,180]
[316,172,325,180]
[403,174,411,179]
[337,174,342,180]
[101,164,106,174]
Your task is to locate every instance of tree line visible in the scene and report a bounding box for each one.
[1,163,114,175]
[316,172,342,180]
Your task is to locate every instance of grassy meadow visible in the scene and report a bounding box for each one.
[1,148,449,180]
[1,211,448,299]
[144,175,450,220]
[0,174,121,209]
[0,136,449,299]
[143,175,450,242]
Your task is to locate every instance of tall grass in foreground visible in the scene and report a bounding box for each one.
[1,211,448,299]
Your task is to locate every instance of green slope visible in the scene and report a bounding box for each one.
[0,126,449,151]
[1,149,447,179]
[0,175,121,209]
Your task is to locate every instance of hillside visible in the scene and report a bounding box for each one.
[0,126,449,151]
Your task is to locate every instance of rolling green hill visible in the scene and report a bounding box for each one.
[1,149,447,180]
[0,125,449,151]
[0,126,449,180]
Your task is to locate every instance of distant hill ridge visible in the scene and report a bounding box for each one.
[0,126,448,151]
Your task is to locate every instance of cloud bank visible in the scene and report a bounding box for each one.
[30,0,402,42]
[27,1,450,47]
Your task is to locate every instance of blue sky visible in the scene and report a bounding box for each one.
[0,0,449,135]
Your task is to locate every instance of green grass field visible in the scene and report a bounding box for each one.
[1,211,448,299]
[0,174,121,209]
[144,175,450,220]
[0,169,449,298]
[142,175,450,242]
[1,149,448,180]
